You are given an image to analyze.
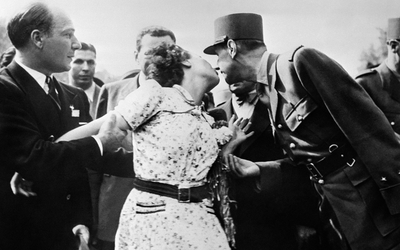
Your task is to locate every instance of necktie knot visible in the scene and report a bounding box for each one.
[46,76,61,110]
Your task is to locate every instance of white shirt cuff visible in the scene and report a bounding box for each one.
[91,135,103,156]
[72,224,88,235]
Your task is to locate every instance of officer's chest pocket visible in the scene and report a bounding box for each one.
[344,162,400,237]
[284,96,318,131]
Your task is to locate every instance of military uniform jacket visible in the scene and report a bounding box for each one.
[258,46,400,249]
[355,62,400,134]
[0,61,101,249]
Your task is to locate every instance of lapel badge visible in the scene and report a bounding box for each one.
[70,105,80,117]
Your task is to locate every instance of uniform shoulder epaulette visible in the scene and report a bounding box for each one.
[289,45,304,62]
[355,68,377,79]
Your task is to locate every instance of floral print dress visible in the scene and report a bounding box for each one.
[114,80,232,250]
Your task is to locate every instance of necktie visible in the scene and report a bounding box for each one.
[235,92,258,106]
[46,76,61,110]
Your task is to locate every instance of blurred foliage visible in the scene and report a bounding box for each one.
[0,18,12,55]
[359,28,388,71]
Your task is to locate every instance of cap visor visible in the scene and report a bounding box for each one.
[203,45,216,55]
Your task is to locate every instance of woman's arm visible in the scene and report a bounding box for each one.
[56,111,130,142]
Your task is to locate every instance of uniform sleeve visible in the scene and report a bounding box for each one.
[114,79,164,130]
[294,47,400,214]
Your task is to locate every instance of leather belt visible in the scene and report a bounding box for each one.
[133,178,210,203]
[305,141,357,185]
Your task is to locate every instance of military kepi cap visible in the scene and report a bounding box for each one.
[387,17,400,40]
[203,13,264,55]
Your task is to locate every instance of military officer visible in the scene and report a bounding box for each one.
[204,13,400,250]
[356,17,400,134]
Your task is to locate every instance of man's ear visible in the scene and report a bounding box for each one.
[227,39,237,59]
[134,50,139,63]
[388,40,400,53]
[31,30,44,49]
[181,60,192,68]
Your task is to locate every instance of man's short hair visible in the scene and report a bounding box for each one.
[7,2,53,49]
[79,42,96,55]
[136,25,176,52]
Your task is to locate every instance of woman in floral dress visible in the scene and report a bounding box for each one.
[58,43,251,250]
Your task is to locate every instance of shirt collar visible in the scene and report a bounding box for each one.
[84,82,96,102]
[14,57,48,92]
[256,51,270,85]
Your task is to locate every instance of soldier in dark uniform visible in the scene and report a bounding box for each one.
[204,13,400,250]
[356,17,400,134]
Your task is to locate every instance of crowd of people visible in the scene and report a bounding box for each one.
[1,2,400,250]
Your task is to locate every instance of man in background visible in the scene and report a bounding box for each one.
[355,17,400,134]
[93,26,176,250]
[69,42,100,119]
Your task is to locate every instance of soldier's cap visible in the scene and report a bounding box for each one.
[203,13,264,55]
[387,17,400,40]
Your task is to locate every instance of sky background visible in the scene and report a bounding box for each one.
[1,0,400,82]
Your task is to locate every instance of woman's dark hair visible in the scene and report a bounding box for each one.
[144,43,190,87]
[7,2,53,49]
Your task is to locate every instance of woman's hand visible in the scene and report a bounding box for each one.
[225,154,260,178]
[220,115,254,158]
[229,114,254,145]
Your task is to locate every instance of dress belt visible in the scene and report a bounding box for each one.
[133,178,210,203]
[304,140,357,185]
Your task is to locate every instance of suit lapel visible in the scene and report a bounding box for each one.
[238,100,270,156]
[267,53,279,123]
[56,79,82,132]
[90,84,101,118]
[7,61,62,137]
[220,98,234,120]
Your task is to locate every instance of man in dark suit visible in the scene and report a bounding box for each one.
[355,17,400,134]
[0,3,125,250]
[204,13,400,249]
[92,26,176,250]
[209,81,319,250]
[68,41,102,247]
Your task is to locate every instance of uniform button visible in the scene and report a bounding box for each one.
[391,121,395,126]
[380,176,387,182]
[289,143,296,149]
[277,124,283,129]
[66,194,71,200]
[297,115,304,122]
